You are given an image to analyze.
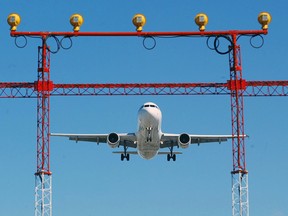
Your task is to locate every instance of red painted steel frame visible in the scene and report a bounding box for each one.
[229,33,250,216]
[36,42,51,176]
[229,34,246,173]
[34,39,52,216]
[8,28,273,216]
[0,81,287,98]
[10,30,267,37]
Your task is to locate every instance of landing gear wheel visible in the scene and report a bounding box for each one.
[121,153,130,161]
[167,154,171,161]
[172,154,176,161]
[167,154,176,162]
[146,137,152,142]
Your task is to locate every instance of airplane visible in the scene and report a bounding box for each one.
[51,102,245,161]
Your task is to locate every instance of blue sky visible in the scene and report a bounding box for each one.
[0,1,287,216]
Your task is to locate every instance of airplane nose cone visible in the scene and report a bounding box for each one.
[138,107,161,122]
[139,108,150,118]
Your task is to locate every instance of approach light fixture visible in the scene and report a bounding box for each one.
[132,14,146,32]
[70,14,84,32]
[195,13,208,31]
[7,13,21,31]
[258,12,272,30]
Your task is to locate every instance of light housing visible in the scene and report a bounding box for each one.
[70,14,84,32]
[195,13,208,31]
[7,13,21,31]
[132,14,146,32]
[258,12,272,30]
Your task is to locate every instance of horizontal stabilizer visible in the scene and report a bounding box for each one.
[158,152,182,155]
[113,151,138,155]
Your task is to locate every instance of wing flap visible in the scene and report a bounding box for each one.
[50,133,137,148]
[160,133,247,148]
[50,133,107,143]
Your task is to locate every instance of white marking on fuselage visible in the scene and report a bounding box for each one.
[136,102,162,160]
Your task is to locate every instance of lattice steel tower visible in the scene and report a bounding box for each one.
[229,34,249,216]
[5,12,275,216]
[34,41,53,216]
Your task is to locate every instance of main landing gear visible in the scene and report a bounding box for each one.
[121,153,130,161]
[167,146,176,161]
[121,145,130,161]
[167,154,176,161]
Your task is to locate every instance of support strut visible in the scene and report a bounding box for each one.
[34,40,52,216]
[229,34,249,216]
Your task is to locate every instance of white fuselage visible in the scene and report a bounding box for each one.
[136,103,162,159]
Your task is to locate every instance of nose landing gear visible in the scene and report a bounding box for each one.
[146,127,152,142]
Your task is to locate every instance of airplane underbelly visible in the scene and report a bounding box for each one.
[137,108,161,160]
[137,136,160,160]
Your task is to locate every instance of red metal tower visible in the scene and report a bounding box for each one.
[34,39,53,216]
[5,12,282,216]
[229,34,249,216]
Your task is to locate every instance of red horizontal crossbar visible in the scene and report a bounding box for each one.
[0,81,287,98]
[10,30,267,38]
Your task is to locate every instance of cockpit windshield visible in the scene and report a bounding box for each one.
[140,103,159,110]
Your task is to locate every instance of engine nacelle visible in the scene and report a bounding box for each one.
[178,133,191,149]
[107,133,120,148]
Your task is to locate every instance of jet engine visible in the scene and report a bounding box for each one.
[178,133,191,148]
[107,133,120,148]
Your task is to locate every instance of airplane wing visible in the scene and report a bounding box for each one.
[160,133,246,148]
[50,133,137,148]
